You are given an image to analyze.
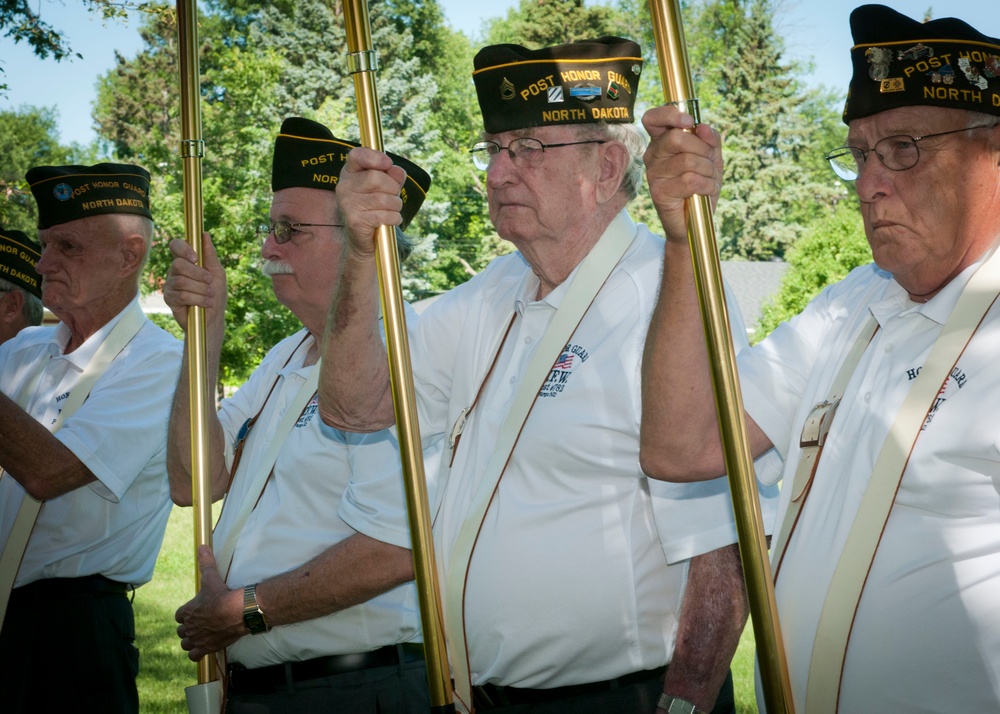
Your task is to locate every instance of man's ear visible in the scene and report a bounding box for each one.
[596,140,628,204]
[120,234,147,275]
[0,289,24,323]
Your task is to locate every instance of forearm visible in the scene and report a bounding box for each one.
[255,532,414,628]
[318,249,396,432]
[641,238,730,481]
[176,532,414,661]
[166,348,229,505]
[662,543,748,710]
[0,392,96,500]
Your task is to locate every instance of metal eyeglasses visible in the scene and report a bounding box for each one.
[470,137,607,170]
[255,220,343,245]
[825,125,994,181]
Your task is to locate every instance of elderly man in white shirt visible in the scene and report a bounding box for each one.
[319,37,775,714]
[166,117,438,713]
[641,5,1000,712]
[0,163,181,714]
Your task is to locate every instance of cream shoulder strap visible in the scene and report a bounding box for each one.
[214,357,320,580]
[771,316,878,577]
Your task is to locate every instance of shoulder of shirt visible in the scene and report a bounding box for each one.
[137,317,183,350]
[621,222,665,267]
[820,262,891,302]
[0,324,59,358]
[420,252,529,320]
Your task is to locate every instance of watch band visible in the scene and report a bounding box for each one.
[242,583,270,635]
[658,693,708,714]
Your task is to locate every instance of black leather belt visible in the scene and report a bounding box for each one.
[10,574,129,600]
[228,643,425,695]
[472,665,667,709]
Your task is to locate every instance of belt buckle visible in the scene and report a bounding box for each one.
[799,398,840,448]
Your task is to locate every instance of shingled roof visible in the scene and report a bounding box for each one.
[720,260,789,337]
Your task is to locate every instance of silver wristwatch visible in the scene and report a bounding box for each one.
[242,583,270,635]
[658,693,708,714]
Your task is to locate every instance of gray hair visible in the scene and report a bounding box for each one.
[394,226,415,264]
[966,110,1000,129]
[0,277,43,327]
[581,122,647,201]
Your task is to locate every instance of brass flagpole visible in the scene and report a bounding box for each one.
[646,1,794,711]
[176,1,221,712]
[340,1,454,711]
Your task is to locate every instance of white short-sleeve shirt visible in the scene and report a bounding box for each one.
[740,261,1000,712]
[216,327,440,668]
[0,298,181,587]
[411,212,778,688]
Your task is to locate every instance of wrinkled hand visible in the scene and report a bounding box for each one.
[642,105,724,243]
[174,546,246,662]
[337,147,406,258]
[163,232,227,337]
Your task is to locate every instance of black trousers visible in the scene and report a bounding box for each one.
[0,575,138,714]
[225,658,430,713]
[471,668,736,714]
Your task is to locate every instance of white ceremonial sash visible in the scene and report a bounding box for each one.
[214,363,320,580]
[0,299,147,623]
[445,211,637,711]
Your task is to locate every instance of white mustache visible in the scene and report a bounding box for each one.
[260,260,294,276]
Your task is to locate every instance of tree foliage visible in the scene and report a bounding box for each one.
[755,197,871,339]
[0,0,80,65]
[685,0,843,260]
[484,0,622,48]
[0,107,79,231]
[0,1,173,95]
[3,0,864,381]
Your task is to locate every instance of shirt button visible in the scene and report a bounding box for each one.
[864,392,871,403]
[509,376,516,384]
[524,336,533,344]
[884,343,893,353]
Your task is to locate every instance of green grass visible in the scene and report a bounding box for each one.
[734,622,758,713]
[135,506,760,712]
[135,506,199,713]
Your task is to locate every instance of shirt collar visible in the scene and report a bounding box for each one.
[514,209,636,314]
[868,248,995,327]
[52,296,142,370]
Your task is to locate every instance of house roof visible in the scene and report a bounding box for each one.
[720,261,789,334]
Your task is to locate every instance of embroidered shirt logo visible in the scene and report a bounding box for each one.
[296,393,319,428]
[539,343,588,398]
[906,364,968,430]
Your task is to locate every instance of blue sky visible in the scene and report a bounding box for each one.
[2,1,1000,147]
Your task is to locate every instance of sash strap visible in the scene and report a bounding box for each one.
[214,335,319,580]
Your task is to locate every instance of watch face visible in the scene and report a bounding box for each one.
[243,610,268,635]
